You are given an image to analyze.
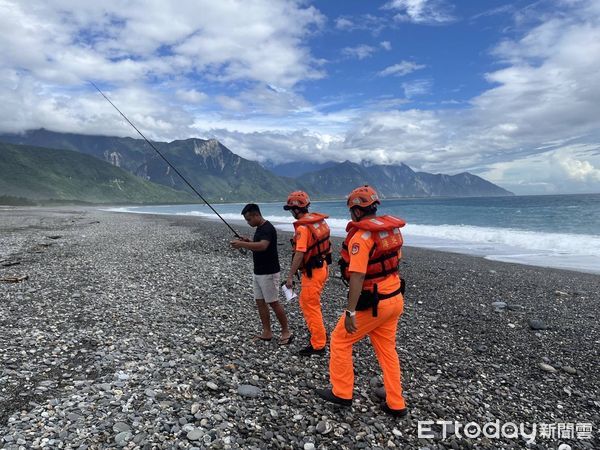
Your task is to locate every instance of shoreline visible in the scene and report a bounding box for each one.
[1,207,598,449]
[104,206,600,276]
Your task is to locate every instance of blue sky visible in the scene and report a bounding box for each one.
[308,1,504,108]
[1,0,600,194]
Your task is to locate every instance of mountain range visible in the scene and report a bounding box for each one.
[0,129,304,202]
[0,142,194,204]
[0,129,513,203]
[302,161,511,197]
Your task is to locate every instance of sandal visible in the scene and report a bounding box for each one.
[254,335,273,342]
[279,334,294,346]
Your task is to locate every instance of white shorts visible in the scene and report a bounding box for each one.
[253,272,280,303]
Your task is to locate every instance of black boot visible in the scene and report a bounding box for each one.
[298,344,326,356]
[316,388,352,406]
[381,402,408,417]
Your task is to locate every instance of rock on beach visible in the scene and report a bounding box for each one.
[0,207,598,449]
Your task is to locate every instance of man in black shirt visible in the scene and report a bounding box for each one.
[230,204,293,345]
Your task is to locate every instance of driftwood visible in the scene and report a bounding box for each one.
[1,261,21,267]
[0,275,29,283]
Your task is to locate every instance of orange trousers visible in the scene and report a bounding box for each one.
[299,264,328,350]
[329,294,406,409]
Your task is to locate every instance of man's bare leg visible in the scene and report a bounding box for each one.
[270,301,292,341]
[255,299,273,339]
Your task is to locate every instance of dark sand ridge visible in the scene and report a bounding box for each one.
[0,207,598,449]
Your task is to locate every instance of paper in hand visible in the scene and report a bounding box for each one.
[281,284,297,301]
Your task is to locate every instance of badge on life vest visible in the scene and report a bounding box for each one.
[351,243,360,255]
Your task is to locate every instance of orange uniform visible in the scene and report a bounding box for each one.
[329,227,406,410]
[295,224,328,350]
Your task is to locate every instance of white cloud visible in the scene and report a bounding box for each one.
[378,60,426,77]
[333,14,388,34]
[216,96,245,112]
[322,0,600,192]
[470,4,514,21]
[0,0,327,140]
[201,109,447,166]
[236,85,310,115]
[479,145,600,194]
[2,0,600,194]
[380,41,392,50]
[205,128,345,164]
[367,97,410,109]
[402,79,432,97]
[468,12,600,149]
[342,44,377,60]
[0,0,325,88]
[175,89,207,104]
[335,17,354,30]
[383,0,455,24]
[556,152,600,182]
[0,73,194,139]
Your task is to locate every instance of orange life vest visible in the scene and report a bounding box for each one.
[339,215,405,291]
[291,212,332,275]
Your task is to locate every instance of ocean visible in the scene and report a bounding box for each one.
[108,194,600,275]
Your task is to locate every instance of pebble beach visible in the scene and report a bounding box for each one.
[0,207,598,450]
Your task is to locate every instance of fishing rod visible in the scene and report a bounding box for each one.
[89,81,244,240]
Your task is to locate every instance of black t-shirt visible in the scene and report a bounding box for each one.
[253,220,281,275]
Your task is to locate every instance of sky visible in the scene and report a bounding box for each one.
[1,0,600,194]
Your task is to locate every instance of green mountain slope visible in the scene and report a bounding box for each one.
[0,143,196,204]
[0,129,305,202]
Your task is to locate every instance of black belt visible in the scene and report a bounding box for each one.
[375,285,404,300]
[356,279,405,317]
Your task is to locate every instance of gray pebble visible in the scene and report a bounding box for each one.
[237,385,262,398]
[113,422,130,433]
[144,388,156,397]
[539,362,557,373]
[316,420,332,434]
[114,431,132,446]
[528,319,549,330]
[187,429,204,441]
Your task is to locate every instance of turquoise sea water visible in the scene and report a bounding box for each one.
[108,194,600,274]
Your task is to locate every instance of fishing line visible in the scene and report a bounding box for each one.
[89,81,243,239]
